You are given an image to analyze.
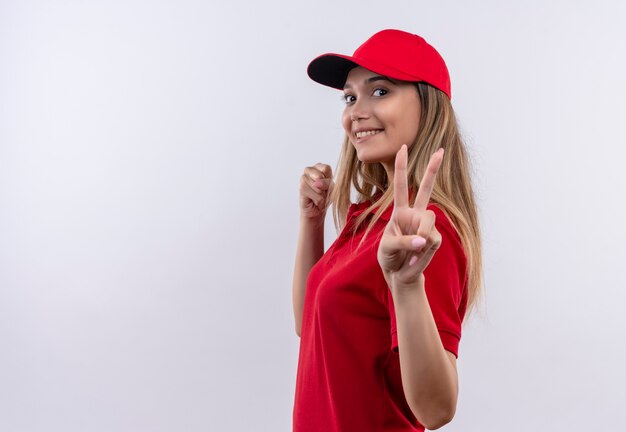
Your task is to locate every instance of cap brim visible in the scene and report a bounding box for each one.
[307,54,360,90]
[307,53,425,90]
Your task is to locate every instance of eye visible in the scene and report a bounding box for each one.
[373,88,388,97]
[342,94,356,104]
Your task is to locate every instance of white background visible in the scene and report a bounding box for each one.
[1,0,625,431]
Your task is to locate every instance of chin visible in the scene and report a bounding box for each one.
[354,154,376,164]
[354,150,385,165]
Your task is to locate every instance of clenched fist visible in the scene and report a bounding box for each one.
[299,163,334,221]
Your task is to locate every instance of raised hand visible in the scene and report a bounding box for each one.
[377,145,445,288]
[299,163,334,220]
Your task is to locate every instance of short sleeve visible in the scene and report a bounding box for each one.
[386,205,468,358]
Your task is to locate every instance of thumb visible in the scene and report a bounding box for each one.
[380,234,427,255]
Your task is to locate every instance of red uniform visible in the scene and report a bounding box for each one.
[293,195,468,431]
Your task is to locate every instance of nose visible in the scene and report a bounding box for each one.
[345,95,371,123]
[348,97,370,123]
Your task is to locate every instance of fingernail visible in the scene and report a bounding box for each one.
[409,255,418,266]
[411,237,426,248]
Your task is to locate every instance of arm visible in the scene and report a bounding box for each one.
[390,275,458,430]
[292,216,324,337]
[377,145,458,429]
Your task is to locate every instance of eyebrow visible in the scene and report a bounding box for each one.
[343,75,397,90]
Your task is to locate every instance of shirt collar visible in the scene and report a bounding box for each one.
[348,187,417,223]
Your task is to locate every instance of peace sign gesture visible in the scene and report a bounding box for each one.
[377,144,445,288]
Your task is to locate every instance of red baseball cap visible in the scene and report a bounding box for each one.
[307,29,452,99]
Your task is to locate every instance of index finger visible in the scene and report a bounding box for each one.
[393,144,409,208]
[313,163,332,178]
[412,148,444,211]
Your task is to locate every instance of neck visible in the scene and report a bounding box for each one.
[382,162,394,184]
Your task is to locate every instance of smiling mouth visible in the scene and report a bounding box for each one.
[355,129,384,140]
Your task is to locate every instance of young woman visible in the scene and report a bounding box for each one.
[292,29,482,431]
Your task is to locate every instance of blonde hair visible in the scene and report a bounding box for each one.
[329,82,483,319]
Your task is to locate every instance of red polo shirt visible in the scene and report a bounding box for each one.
[293,194,468,431]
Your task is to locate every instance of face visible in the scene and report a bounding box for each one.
[342,67,421,174]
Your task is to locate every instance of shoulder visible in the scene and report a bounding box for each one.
[426,203,467,266]
[423,204,469,309]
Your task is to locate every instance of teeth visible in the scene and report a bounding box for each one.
[356,129,383,138]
